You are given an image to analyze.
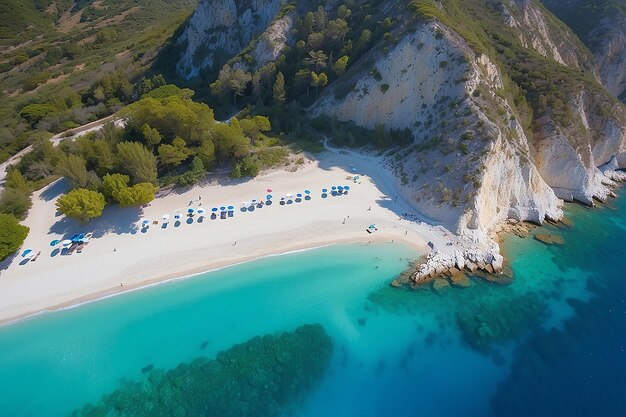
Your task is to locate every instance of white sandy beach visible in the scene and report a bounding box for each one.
[0,147,458,325]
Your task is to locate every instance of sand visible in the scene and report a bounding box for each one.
[0,148,456,325]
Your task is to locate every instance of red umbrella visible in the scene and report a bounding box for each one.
[266,188,272,192]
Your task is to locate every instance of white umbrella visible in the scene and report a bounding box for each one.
[285,193,294,198]
[162,214,170,222]
[141,218,150,225]
[61,240,72,247]
[24,252,35,259]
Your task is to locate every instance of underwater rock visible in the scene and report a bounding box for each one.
[449,273,472,288]
[432,279,450,292]
[535,233,565,245]
[140,364,153,374]
[69,324,333,417]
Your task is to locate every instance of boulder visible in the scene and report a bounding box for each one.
[432,278,450,292]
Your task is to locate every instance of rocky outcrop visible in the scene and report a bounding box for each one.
[410,248,504,283]
[175,0,288,78]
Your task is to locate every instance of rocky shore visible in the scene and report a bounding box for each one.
[409,248,505,285]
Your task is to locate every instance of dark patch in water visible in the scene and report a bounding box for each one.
[140,364,153,374]
[70,324,333,417]
[358,318,366,326]
[200,340,208,350]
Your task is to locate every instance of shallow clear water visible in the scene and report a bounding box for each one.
[1,192,626,416]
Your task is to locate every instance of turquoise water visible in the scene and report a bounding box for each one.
[1,192,626,416]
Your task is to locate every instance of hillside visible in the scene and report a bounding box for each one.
[163,0,626,253]
[542,0,626,100]
[0,0,197,163]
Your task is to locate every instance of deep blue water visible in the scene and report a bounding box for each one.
[0,192,625,416]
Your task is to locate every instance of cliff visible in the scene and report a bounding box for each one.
[172,0,626,265]
[542,0,626,100]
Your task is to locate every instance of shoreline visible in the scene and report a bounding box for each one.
[0,235,423,328]
[0,148,446,327]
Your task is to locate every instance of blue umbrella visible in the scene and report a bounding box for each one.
[344,186,350,190]
[228,205,234,210]
[49,239,60,247]
[212,207,218,212]
[369,224,376,229]
[266,194,272,200]
[304,190,311,194]
[322,188,328,193]
[332,186,337,190]
[21,249,33,257]
[338,186,344,191]
[220,206,226,211]
[188,208,195,213]
[297,193,302,198]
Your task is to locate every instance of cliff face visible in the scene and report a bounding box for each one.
[542,0,626,99]
[175,0,288,78]
[175,0,626,249]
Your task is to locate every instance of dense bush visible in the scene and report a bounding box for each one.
[0,214,29,261]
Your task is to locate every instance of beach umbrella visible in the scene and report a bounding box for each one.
[49,239,60,247]
[369,224,376,229]
[21,249,33,257]
[266,194,272,200]
[351,167,357,173]
[267,188,273,192]
[162,214,170,221]
[304,189,311,195]
[331,186,337,190]
[187,208,195,214]
[212,207,218,212]
[338,186,344,190]
[81,237,90,243]
[220,206,226,211]
[24,252,35,259]
[344,186,350,190]
[174,212,182,219]
[297,193,302,198]
[197,208,205,215]
[322,188,328,193]
[141,218,150,225]
[61,239,72,247]
[285,193,293,198]
[228,205,234,210]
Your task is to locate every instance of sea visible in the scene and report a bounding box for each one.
[0,193,625,416]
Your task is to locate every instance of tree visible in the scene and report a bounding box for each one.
[0,188,32,219]
[241,116,271,143]
[0,214,29,261]
[197,139,216,169]
[177,156,205,186]
[115,183,156,207]
[56,154,90,189]
[325,19,349,50]
[332,55,349,75]
[303,11,315,35]
[210,65,252,106]
[102,173,130,200]
[311,72,328,98]
[19,103,57,126]
[158,136,190,168]
[115,141,158,185]
[56,189,106,223]
[210,122,249,160]
[141,123,162,147]
[272,72,286,104]
[304,50,328,73]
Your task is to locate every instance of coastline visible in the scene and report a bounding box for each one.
[0,236,423,327]
[0,148,447,326]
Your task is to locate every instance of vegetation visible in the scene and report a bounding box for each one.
[56,188,106,222]
[0,0,197,164]
[0,214,29,261]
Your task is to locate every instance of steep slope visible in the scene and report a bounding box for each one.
[172,0,626,254]
[175,0,289,79]
[542,0,626,100]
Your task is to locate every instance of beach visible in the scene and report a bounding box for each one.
[0,148,458,325]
